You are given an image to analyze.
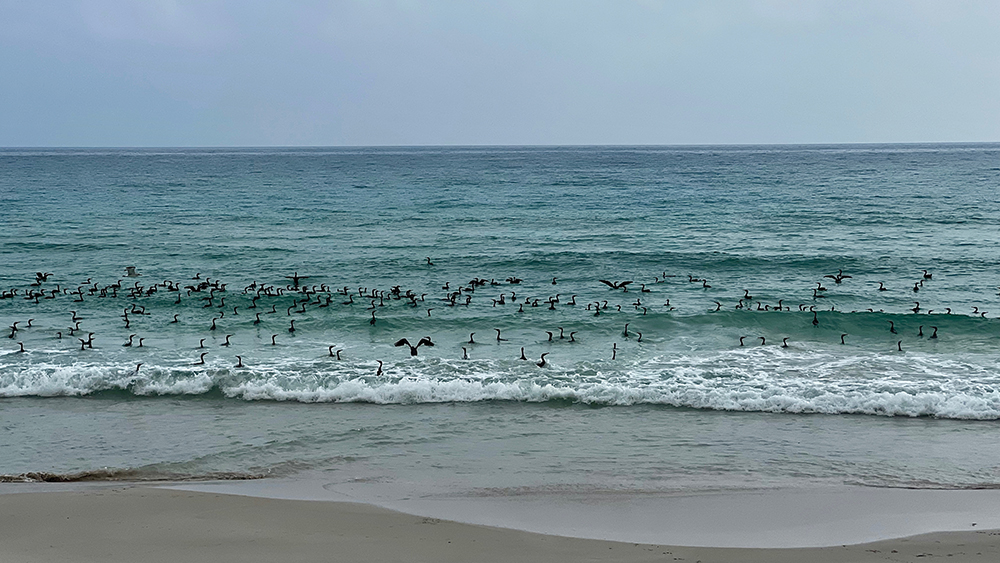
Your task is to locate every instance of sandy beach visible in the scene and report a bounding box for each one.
[1,486,998,563]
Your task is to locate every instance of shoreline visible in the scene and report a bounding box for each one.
[2,485,1000,562]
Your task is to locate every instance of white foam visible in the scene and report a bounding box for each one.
[4,350,1000,419]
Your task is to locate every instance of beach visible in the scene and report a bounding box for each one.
[4,145,1000,562]
[2,486,1000,563]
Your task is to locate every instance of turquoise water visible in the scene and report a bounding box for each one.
[2,145,1000,493]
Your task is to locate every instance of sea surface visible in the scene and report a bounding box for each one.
[2,145,1000,499]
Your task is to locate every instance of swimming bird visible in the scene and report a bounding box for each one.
[552,277,557,285]
[841,333,847,344]
[918,326,923,337]
[122,334,135,347]
[519,347,527,360]
[16,342,24,353]
[923,270,932,280]
[739,336,747,346]
[930,326,938,339]
[889,321,897,334]
[545,331,553,341]
[623,323,629,337]
[878,282,888,291]
[271,334,277,345]
[172,314,179,323]
[199,339,206,348]
[462,347,469,360]
[759,336,766,345]
[222,334,233,346]
[376,360,383,376]
[468,333,475,344]
[612,343,617,360]
[569,331,577,342]
[394,337,434,356]
[194,352,208,365]
[782,337,789,348]
[536,353,549,367]
[495,328,507,342]
[812,311,819,326]
[636,332,642,343]
[897,341,903,352]
[369,311,377,325]
[426,257,434,266]
[911,302,920,314]
[288,320,295,333]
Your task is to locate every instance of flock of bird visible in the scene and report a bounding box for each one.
[0,262,989,375]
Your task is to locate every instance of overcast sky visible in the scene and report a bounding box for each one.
[1,1,998,146]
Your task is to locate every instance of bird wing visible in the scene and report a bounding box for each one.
[823,275,837,279]
[619,281,633,287]
[417,337,434,347]
[599,280,616,288]
[394,338,410,347]
[840,275,853,279]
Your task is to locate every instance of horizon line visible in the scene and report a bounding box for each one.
[2,141,999,150]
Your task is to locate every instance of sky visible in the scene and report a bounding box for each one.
[1,0,998,146]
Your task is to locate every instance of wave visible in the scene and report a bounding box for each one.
[0,467,265,483]
[4,350,1000,419]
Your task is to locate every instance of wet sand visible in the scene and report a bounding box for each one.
[1,486,999,563]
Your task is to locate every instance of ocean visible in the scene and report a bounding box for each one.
[3,144,1000,499]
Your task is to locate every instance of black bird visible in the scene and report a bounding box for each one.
[495,328,507,342]
[468,333,476,344]
[599,280,633,290]
[739,336,747,346]
[536,353,549,367]
[782,337,789,348]
[462,347,469,360]
[194,352,208,365]
[376,360,383,376]
[840,333,847,345]
[123,334,136,347]
[288,320,295,333]
[222,334,233,346]
[889,321,897,334]
[923,270,932,280]
[235,356,243,368]
[519,347,527,360]
[930,326,938,339]
[394,337,434,356]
